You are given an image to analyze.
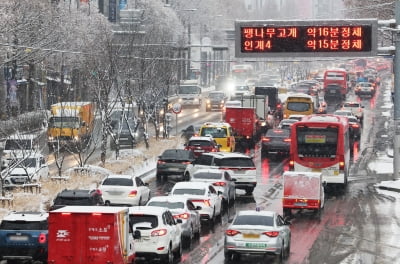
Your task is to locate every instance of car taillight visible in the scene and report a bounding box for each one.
[263,231,279,237]
[262,137,270,142]
[38,233,47,244]
[204,199,211,207]
[151,229,168,236]
[289,159,294,170]
[213,181,226,186]
[283,138,291,142]
[225,229,241,236]
[128,190,137,197]
[352,123,359,128]
[339,155,345,170]
[157,160,166,164]
[174,213,189,219]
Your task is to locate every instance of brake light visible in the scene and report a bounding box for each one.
[225,229,241,236]
[283,138,291,142]
[128,190,137,197]
[38,233,47,244]
[289,158,294,170]
[174,213,189,219]
[351,123,359,128]
[263,231,279,237]
[191,199,211,207]
[262,137,270,142]
[276,103,282,109]
[157,160,166,164]
[213,181,226,186]
[151,229,168,236]
[339,155,345,170]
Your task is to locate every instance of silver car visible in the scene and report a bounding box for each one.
[224,210,291,263]
[146,195,202,247]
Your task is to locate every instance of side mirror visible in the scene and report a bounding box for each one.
[184,143,187,147]
[176,219,183,224]
[231,178,237,182]
[218,191,223,195]
[195,206,202,210]
[133,230,141,239]
[284,217,291,225]
[144,183,149,187]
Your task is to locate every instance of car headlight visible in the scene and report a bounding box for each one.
[73,135,80,141]
[48,136,54,141]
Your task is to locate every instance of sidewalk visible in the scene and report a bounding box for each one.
[369,145,400,192]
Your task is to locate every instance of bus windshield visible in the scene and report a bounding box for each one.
[287,102,311,112]
[296,127,338,157]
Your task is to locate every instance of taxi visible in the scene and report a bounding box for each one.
[198,122,235,152]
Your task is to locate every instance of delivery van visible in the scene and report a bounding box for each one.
[48,206,140,264]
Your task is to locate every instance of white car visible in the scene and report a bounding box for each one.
[98,174,151,206]
[4,153,49,187]
[190,168,236,206]
[169,181,223,225]
[129,206,182,264]
[146,195,201,246]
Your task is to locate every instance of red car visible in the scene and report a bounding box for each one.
[184,136,220,157]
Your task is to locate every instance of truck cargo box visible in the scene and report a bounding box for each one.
[48,206,136,264]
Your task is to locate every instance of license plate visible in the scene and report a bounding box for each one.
[312,168,321,172]
[9,235,28,241]
[330,90,336,93]
[294,202,307,206]
[243,233,260,239]
[169,168,180,171]
[194,150,204,152]
[245,242,266,248]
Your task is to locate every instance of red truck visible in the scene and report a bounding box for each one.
[282,171,325,220]
[48,206,140,264]
[225,106,261,150]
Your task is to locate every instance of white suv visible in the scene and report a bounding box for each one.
[129,206,182,264]
[184,152,257,195]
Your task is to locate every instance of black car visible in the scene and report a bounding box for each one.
[50,189,104,211]
[261,128,291,158]
[110,111,143,150]
[348,116,362,140]
[156,149,195,181]
[205,91,227,112]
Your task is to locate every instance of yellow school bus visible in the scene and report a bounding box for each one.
[282,94,316,119]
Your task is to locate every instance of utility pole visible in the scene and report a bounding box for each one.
[394,1,400,179]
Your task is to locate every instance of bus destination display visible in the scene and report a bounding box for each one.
[235,20,377,57]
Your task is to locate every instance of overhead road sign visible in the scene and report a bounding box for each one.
[235,19,378,58]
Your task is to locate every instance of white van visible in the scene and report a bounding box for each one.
[177,80,202,107]
[1,134,40,170]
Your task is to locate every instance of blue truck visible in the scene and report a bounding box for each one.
[0,211,48,263]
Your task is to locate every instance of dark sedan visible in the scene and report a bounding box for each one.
[156,149,195,181]
[261,128,291,159]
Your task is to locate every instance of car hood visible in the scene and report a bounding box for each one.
[9,167,35,176]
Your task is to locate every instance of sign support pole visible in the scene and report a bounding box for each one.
[394,1,400,180]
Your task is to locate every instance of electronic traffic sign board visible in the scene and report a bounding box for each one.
[235,19,377,57]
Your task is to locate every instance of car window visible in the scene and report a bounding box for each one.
[209,186,217,194]
[161,149,192,160]
[188,140,212,147]
[0,220,48,230]
[102,177,133,186]
[201,127,227,138]
[224,171,231,181]
[215,157,255,167]
[130,215,158,229]
[195,155,213,165]
[233,215,274,226]
[147,201,184,209]
[172,188,206,195]
[187,201,196,210]
[192,172,221,180]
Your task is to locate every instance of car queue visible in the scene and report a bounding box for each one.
[0,59,387,264]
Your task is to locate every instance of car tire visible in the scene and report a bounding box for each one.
[245,187,254,195]
[163,244,174,264]
[284,239,291,259]
[174,241,182,261]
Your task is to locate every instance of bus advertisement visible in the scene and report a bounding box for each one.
[289,114,350,189]
[323,69,348,100]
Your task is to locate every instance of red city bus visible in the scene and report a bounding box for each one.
[323,69,348,101]
[289,114,351,189]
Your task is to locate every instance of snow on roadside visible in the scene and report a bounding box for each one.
[0,136,184,219]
